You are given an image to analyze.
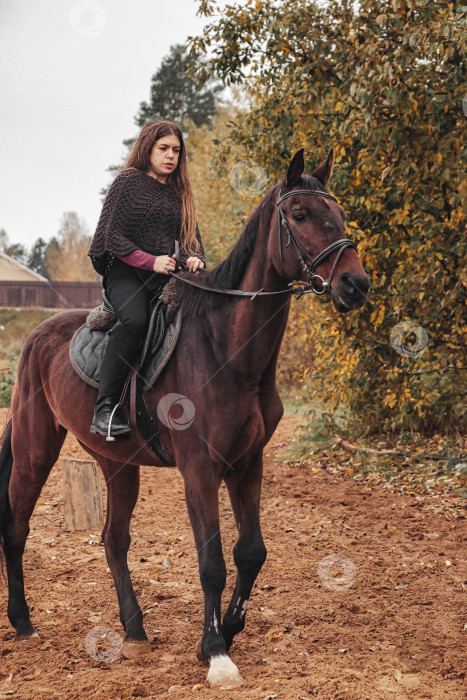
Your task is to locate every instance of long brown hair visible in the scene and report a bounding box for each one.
[123,120,199,256]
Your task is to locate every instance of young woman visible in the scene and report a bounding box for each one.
[88,119,205,439]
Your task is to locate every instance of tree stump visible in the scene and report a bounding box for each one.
[62,458,104,531]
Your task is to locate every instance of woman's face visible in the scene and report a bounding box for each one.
[146,134,181,183]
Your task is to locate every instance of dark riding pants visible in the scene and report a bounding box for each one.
[97,259,153,400]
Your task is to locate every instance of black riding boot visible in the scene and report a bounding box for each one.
[90,396,131,439]
[90,322,141,439]
[90,260,151,439]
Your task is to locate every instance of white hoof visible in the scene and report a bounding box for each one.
[207,654,244,689]
[18,631,40,646]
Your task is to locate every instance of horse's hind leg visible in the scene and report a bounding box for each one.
[91,456,149,658]
[4,412,67,639]
[222,452,267,651]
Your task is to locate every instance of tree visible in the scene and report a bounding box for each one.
[186,104,266,267]
[46,213,97,281]
[44,237,62,280]
[28,238,50,278]
[0,228,9,255]
[189,0,467,434]
[0,229,28,264]
[136,43,223,129]
[7,243,28,265]
[105,43,224,190]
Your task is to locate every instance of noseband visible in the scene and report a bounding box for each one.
[171,186,358,301]
[277,189,356,295]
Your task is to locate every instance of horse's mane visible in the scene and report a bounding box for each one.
[181,184,280,316]
[181,174,327,317]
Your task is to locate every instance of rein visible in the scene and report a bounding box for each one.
[171,187,356,301]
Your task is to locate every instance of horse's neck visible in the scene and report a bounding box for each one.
[211,212,291,378]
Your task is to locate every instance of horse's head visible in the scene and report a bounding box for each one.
[270,149,370,312]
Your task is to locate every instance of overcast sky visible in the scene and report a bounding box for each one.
[0,0,218,249]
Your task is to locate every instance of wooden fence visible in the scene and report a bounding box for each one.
[0,281,102,309]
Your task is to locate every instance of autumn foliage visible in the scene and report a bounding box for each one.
[189,0,467,434]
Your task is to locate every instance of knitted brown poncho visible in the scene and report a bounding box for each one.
[88,168,204,275]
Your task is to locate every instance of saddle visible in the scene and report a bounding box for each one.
[69,276,185,464]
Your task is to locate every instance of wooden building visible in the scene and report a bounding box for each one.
[0,253,101,308]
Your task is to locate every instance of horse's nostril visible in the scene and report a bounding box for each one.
[357,275,370,295]
[340,273,356,294]
[340,273,370,297]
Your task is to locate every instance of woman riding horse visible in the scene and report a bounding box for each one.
[0,148,370,689]
[88,119,205,439]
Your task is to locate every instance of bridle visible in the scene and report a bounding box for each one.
[276,188,357,295]
[171,186,357,300]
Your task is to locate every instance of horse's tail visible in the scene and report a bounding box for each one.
[0,419,13,575]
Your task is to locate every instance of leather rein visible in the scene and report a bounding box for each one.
[171,187,357,300]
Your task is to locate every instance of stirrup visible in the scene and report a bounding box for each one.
[106,402,124,442]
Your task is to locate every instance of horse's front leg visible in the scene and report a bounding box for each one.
[182,465,244,688]
[222,451,267,651]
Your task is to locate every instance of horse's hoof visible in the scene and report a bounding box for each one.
[207,654,244,689]
[122,639,151,660]
[196,640,208,663]
[17,631,40,646]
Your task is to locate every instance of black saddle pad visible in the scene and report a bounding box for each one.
[69,304,182,392]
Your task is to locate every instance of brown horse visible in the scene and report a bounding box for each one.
[0,150,369,687]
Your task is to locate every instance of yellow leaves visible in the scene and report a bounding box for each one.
[376,13,388,28]
[383,390,399,410]
[370,306,386,330]
[189,0,466,440]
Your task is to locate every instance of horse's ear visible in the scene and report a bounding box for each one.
[286,149,305,186]
[312,150,334,187]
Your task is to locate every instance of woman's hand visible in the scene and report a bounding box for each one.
[186,256,205,273]
[153,254,176,275]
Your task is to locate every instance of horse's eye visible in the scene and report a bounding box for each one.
[293,213,305,222]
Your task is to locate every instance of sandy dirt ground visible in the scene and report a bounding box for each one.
[0,409,465,700]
